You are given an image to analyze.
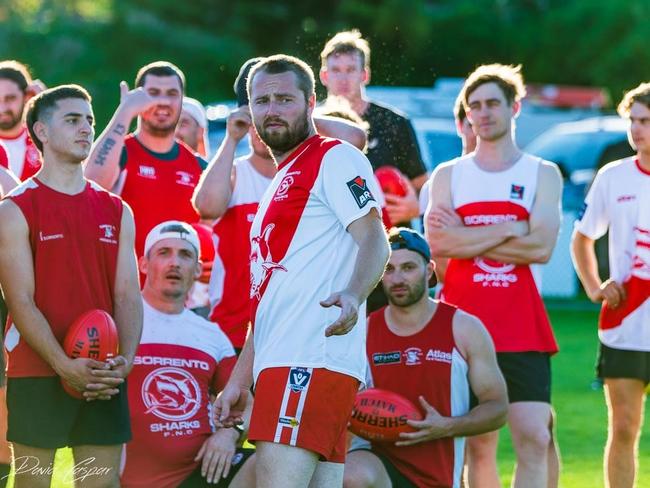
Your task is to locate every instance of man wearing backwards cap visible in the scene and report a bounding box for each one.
[121,220,256,488]
[177,97,210,158]
[194,57,370,352]
[344,228,507,488]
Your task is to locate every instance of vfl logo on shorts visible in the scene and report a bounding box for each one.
[372,351,401,365]
[288,367,311,393]
[347,176,375,209]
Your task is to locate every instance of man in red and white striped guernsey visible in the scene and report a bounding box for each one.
[572,82,650,488]
[344,228,507,488]
[214,55,389,488]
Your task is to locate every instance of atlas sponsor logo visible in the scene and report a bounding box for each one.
[426,348,452,364]
[372,351,401,366]
[464,214,518,226]
[473,257,517,288]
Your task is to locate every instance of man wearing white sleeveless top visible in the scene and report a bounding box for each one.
[571,82,650,488]
[425,64,562,488]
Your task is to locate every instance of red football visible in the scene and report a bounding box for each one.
[374,166,410,197]
[349,388,423,442]
[62,309,119,398]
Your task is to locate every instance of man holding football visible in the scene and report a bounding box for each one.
[344,228,507,488]
[0,85,142,488]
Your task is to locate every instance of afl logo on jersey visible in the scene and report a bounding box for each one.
[141,367,201,421]
[274,171,300,202]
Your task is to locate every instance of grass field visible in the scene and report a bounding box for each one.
[8,306,650,487]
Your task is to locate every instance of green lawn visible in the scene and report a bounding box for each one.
[8,306,650,487]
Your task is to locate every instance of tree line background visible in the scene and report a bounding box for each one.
[0,0,647,126]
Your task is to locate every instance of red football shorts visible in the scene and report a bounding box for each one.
[248,366,359,463]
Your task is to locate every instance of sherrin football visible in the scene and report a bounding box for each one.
[349,388,423,442]
[374,166,410,197]
[62,309,119,399]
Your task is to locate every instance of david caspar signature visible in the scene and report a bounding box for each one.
[7,456,112,483]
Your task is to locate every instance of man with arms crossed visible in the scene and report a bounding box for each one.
[425,64,562,488]
[121,221,255,488]
[344,228,507,488]
[0,85,142,487]
[85,61,205,258]
[571,82,650,488]
[215,55,389,488]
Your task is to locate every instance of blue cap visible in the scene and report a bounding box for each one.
[388,227,431,261]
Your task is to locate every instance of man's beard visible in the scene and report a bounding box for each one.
[142,112,180,138]
[385,277,427,308]
[256,111,310,154]
[0,109,23,131]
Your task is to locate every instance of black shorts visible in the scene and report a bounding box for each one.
[470,352,551,407]
[6,376,131,449]
[597,343,650,383]
[178,448,255,487]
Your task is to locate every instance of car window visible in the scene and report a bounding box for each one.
[419,131,463,171]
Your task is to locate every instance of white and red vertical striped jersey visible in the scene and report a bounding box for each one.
[0,127,42,181]
[121,299,236,488]
[366,302,469,488]
[250,135,382,384]
[574,157,650,350]
[209,157,273,348]
[441,154,558,353]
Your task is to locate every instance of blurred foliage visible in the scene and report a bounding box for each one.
[0,0,647,126]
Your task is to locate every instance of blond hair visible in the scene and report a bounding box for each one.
[617,82,650,116]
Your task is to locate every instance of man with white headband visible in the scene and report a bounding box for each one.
[121,221,256,488]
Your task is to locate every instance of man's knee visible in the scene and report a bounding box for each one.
[513,422,552,456]
[610,414,642,445]
[467,432,498,459]
[343,451,387,488]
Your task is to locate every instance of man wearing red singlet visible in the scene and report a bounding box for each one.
[425,64,563,488]
[194,58,370,352]
[0,85,142,488]
[572,82,650,488]
[0,60,43,181]
[85,61,207,259]
[344,228,507,488]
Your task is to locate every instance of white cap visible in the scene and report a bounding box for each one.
[182,97,207,128]
[144,221,200,257]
